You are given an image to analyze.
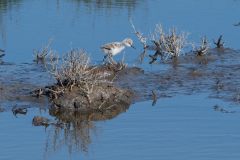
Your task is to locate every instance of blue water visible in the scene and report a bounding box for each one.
[1,0,240,64]
[1,0,240,159]
[1,94,240,160]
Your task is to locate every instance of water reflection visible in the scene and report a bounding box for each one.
[0,0,22,11]
[42,101,130,155]
[44,119,95,154]
[0,0,145,53]
[0,0,22,46]
[68,0,139,9]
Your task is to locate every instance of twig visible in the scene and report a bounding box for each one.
[130,19,148,49]
[33,39,54,63]
[214,35,224,48]
[152,90,157,106]
[195,36,209,56]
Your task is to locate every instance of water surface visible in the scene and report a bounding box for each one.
[1,0,240,160]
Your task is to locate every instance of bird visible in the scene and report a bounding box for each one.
[101,38,135,64]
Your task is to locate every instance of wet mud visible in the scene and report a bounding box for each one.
[117,48,240,105]
[1,48,240,119]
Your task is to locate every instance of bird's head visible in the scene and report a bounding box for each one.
[122,38,135,49]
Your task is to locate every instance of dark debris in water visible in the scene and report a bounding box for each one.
[233,22,240,26]
[12,106,28,117]
[214,35,224,49]
[151,90,157,106]
[213,105,237,114]
[0,107,5,112]
[32,116,50,127]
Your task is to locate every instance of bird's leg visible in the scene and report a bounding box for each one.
[103,54,108,62]
[109,55,117,65]
[102,55,108,65]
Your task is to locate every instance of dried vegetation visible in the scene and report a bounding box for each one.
[32,44,132,113]
[33,39,57,63]
[131,22,224,64]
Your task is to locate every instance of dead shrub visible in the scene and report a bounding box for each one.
[151,24,189,59]
[195,36,209,56]
[47,49,112,100]
[33,39,57,63]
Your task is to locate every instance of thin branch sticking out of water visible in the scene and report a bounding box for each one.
[130,19,148,49]
[214,35,224,48]
[195,36,209,56]
[33,39,57,63]
[213,105,236,114]
[151,90,157,106]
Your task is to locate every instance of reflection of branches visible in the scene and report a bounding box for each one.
[41,98,131,156]
[70,0,139,10]
[0,0,23,44]
[44,119,97,156]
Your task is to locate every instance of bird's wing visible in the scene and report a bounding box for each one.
[0,49,5,52]
[101,45,111,50]
[100,42,121,50]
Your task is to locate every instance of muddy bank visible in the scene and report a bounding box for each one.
[118,48,240,105]
[1,47,240,117]
[30,62,135,114]
[50,85,133,114]
[0,61,139,120]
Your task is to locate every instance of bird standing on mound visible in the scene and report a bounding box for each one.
[101,38,135,64]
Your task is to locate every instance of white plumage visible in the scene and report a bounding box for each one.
[101,38,134,63]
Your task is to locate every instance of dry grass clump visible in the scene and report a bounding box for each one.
[195,36,209,56]
[151,24,189,59]
[33,39,57,63]
[131,22,226,64]
[131,22,190,63]
[47,49,111,99]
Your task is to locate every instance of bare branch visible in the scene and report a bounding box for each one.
[195,36,209,56]
[130,19,148,49]
[214,35,224,48]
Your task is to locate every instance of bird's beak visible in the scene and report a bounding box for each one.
[131,45,136,49]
